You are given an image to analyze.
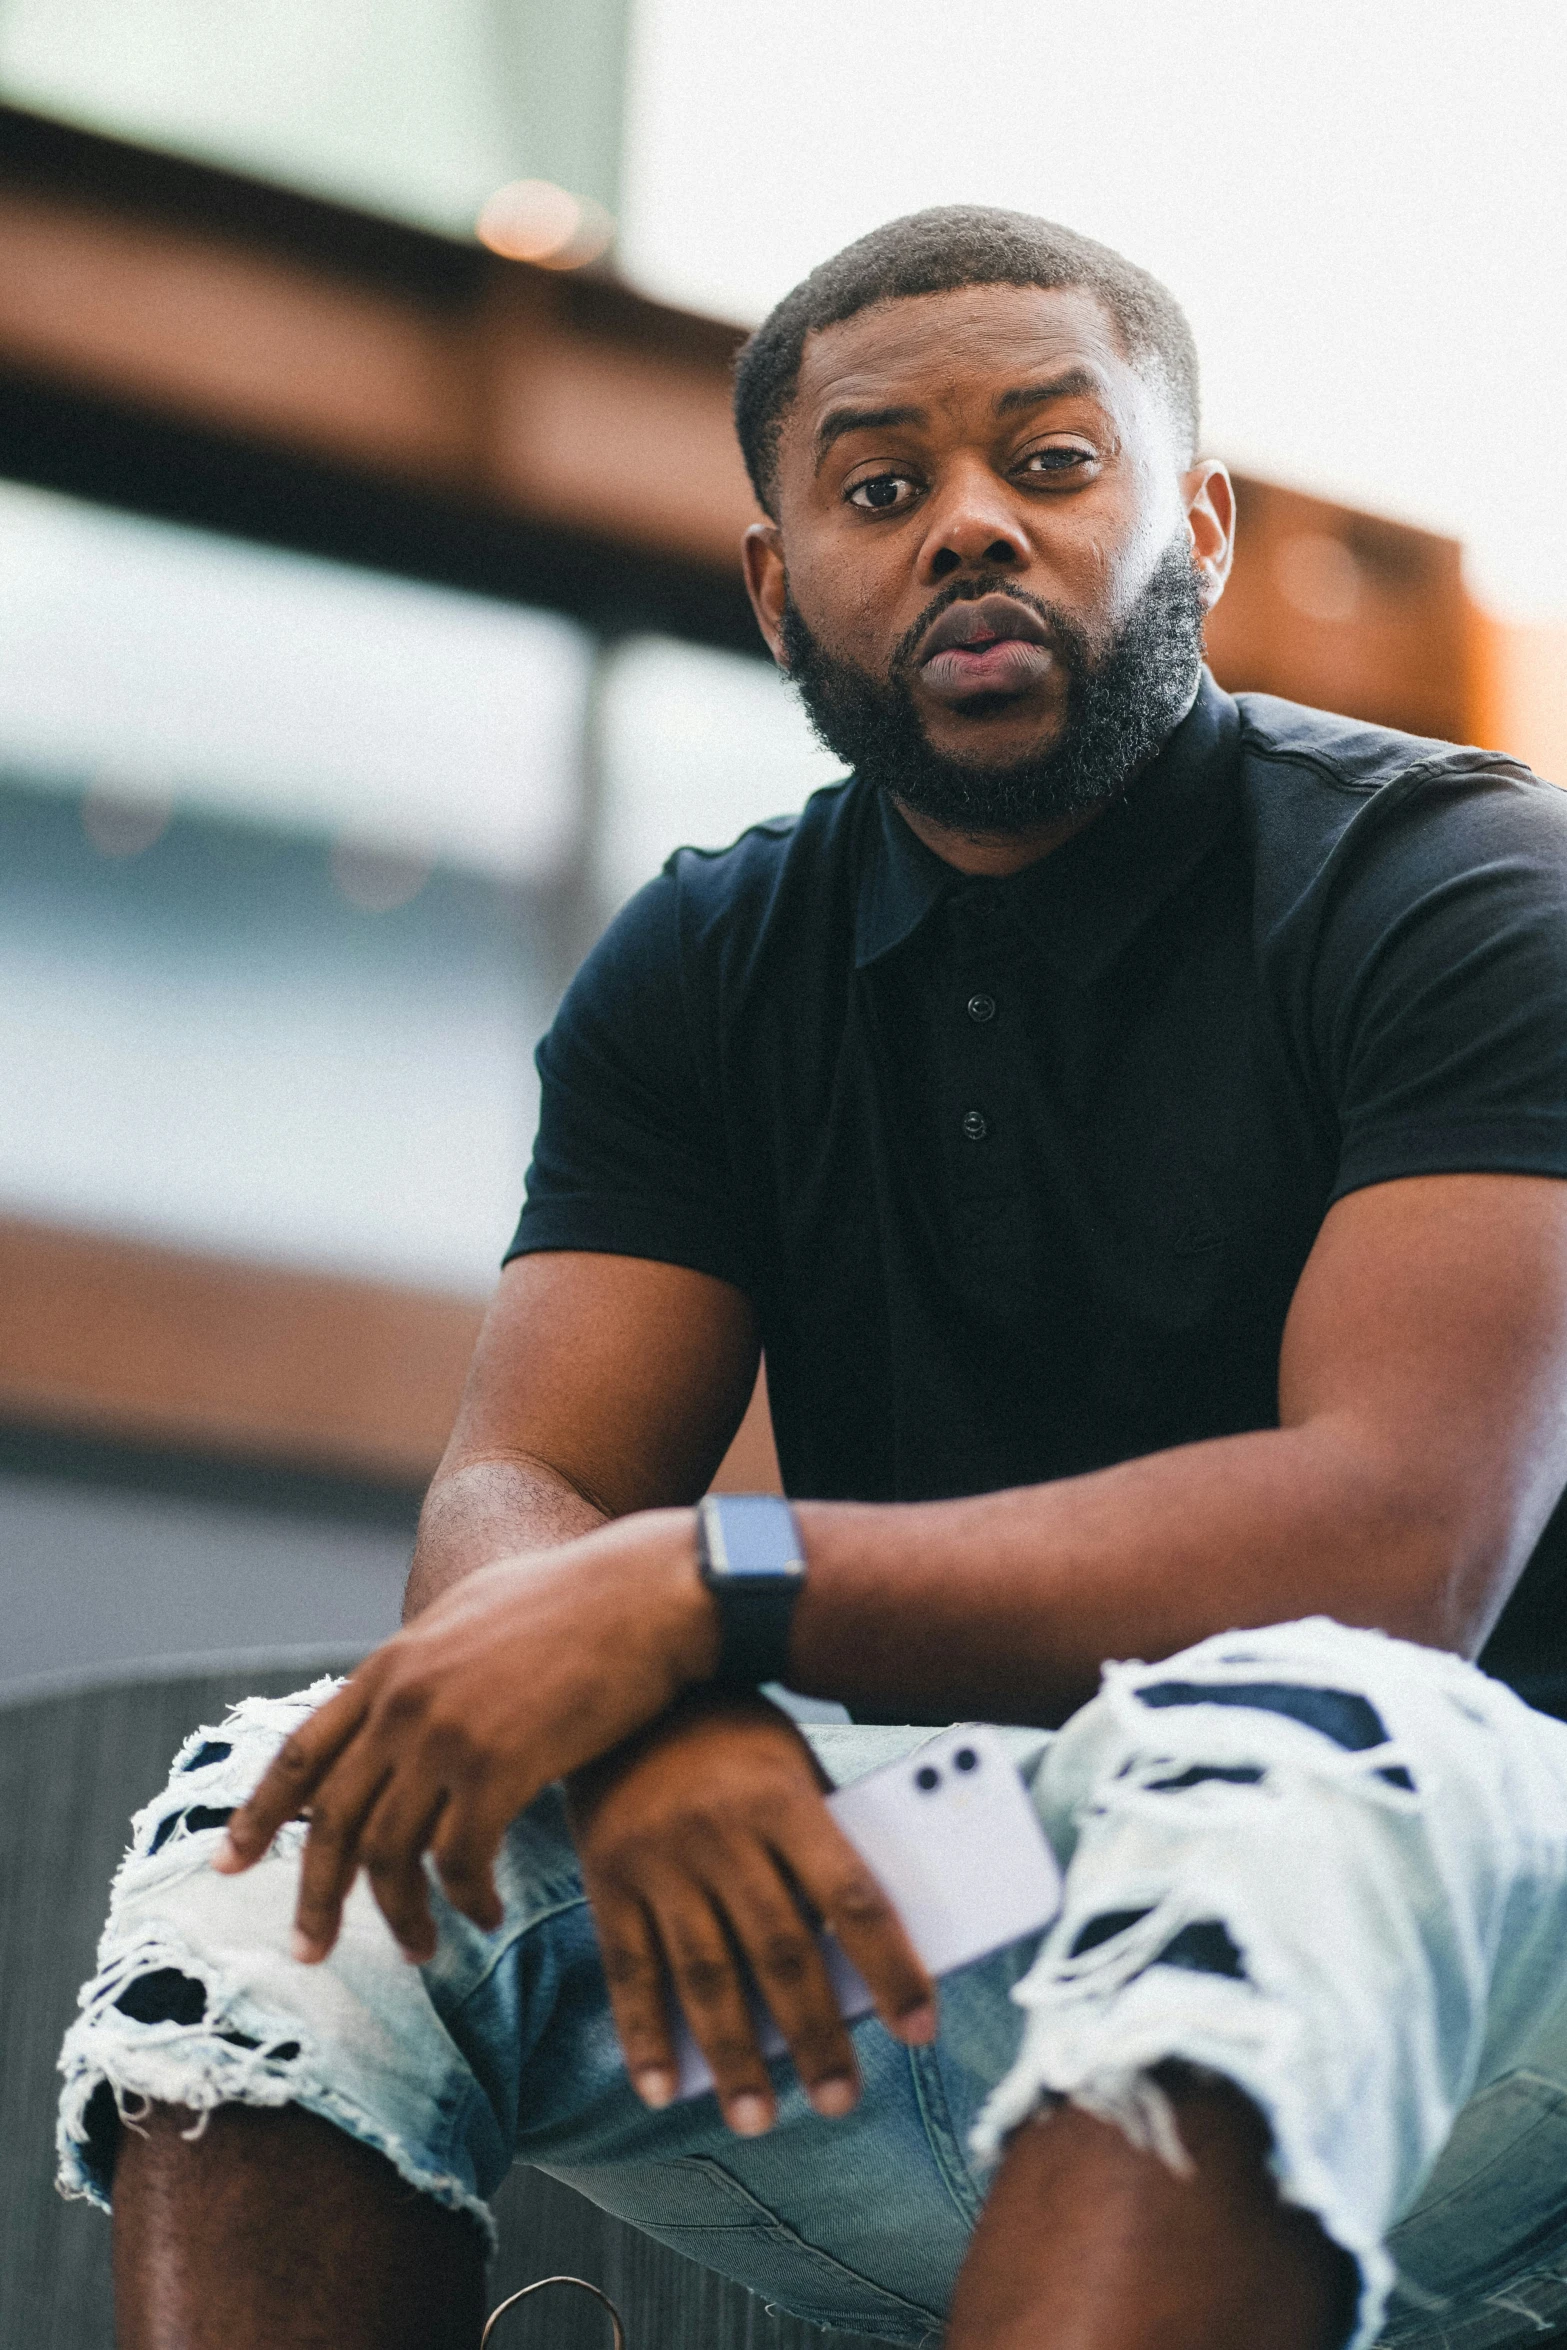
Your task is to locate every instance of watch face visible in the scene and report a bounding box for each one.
[703,1495,806,1579]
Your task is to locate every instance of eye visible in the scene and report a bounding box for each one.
[1017,443,1095,483]
[846,471,919,513]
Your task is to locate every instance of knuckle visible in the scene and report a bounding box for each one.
[675,1954,733,2008]
[602,1944,660,1995]
[434,1842,481,1888]
[756,1931,813,1987]
[827,1875,893,1930]
[379,1677,428,1729]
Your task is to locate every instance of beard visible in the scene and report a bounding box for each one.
[779,534,1208,836]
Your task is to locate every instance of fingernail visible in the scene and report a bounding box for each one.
[898,2001,938,2044]
[290,1929,321,1965]
[726,2093,772,2137]
[635,2068,676,2110]
[809,2075,857,2118]
[211,1834,242,1873]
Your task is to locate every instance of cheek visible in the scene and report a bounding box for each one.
[788,544,895,663]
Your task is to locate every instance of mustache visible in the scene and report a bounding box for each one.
[889,575,1092,683]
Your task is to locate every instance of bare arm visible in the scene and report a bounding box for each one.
[403,1249,761,1616]
[785,1173,1567,1721]
[226,1171,1567,2135]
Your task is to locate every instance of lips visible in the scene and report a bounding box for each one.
[915,593,1056,705]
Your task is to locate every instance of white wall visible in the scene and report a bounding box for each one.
[620,0,1567,623]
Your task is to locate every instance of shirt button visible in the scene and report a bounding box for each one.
[966,993,997,1024]
[962,1109,989,1142]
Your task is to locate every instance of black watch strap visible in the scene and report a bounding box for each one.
[696,1493,806,1689]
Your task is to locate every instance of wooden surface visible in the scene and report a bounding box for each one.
[0,1215,782,1496]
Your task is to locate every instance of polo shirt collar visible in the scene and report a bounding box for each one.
[854,669,1241,974]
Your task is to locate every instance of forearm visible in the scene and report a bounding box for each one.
[788,1418,1503,1726]
[404,1455,607,1619]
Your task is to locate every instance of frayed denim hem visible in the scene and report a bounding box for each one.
[55,1922,498,2249]
[54,1675,500,2251]
[966,1619,1558,2350]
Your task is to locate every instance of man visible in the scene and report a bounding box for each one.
[61,207,1567,2350]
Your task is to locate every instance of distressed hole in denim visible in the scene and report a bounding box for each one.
[113,1968,207,2026]
[1146,1764,1265,1792]
[269,2042,301,2062]
[1154,1920,1247,1979]
[83,2078,121,2177]
[1376,1764,1417,1791]
[149,1804,235,1855]
[181,1740,233,1773]
[1137,1681,1389,1751]
[216,2029,261,2050]
[1070,1907,1155,1957]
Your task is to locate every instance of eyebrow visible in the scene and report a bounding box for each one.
[813,402,927,470]
[995,366,1104,415]
[812,367,1108,471]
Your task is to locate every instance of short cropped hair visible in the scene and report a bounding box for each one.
[733,205,1200,518]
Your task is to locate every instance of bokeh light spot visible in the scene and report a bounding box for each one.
[476,179,614,270]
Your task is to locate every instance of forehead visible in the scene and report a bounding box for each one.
[790,282,1139,438]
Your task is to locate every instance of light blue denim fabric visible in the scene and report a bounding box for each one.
[57,1621,1567,2350]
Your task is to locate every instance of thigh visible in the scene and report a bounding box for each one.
[488,1723,1048,2345]
[528,1943,1038,2348]
[1379,2000,1567,2346]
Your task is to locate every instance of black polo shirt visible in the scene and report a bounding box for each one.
[510,674,1567,1707]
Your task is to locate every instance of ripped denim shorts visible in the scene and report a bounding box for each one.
[57,1619,1567,2350]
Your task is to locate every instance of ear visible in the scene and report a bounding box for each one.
[1181,460,1235,612]
[742,522,790,667]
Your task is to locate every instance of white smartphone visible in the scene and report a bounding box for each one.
[672,1723,1063,2099]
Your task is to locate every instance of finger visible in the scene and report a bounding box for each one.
[777,1803,937,2044]
[428,1792,510,1936]
[704,1845,860,2118]
[584,1874,679,2110]
[646,1882,777,2136]
[290,1746,395,1963]
[215,1679,374,1873]
[359,1779,450,1963]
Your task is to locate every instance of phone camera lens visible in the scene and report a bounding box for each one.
[915,1764,941,1792]
[954,1747,978,1772]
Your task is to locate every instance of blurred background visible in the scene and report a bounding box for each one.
[1,0,1564,1690]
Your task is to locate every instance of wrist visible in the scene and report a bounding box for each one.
[653,1507,725,1690]
[694,1493,807,1689]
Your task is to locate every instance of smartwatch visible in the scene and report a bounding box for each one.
[695,1493,807,1689]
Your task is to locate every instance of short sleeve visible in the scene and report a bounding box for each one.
[505,867,752,1290]
[1319,765,1567,1203]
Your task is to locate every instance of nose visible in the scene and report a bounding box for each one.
[915,459,1032,584]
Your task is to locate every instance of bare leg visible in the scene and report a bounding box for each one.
[947,2068,1359,2350]
[113,2101,487,2350]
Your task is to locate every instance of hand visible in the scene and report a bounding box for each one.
[566,1691,937,2136]
[213,1510,718,1963]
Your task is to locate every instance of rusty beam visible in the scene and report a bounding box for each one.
[0,104,761,644]
[0,1215,780,1499]
[0,105,1476,735]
